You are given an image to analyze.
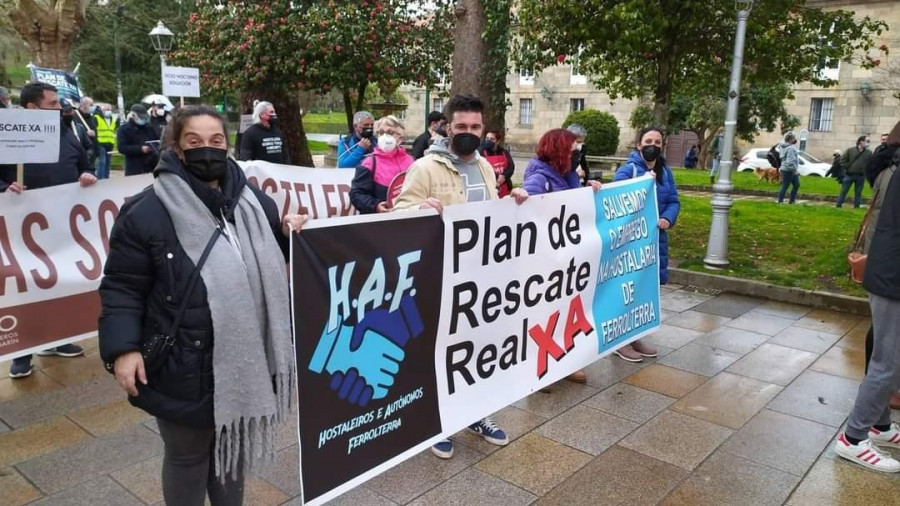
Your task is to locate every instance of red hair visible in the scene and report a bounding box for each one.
[536,128,577,174]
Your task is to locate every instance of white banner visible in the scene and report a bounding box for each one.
[0,109,62,164]
[162,66,201,98]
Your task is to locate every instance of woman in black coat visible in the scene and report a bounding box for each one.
[99,106,307,505]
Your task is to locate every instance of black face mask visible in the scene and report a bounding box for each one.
[268,115,278,129]
[451,132,481,156]
[360,127,375,139]
[183,147,229,182]
[641,145,662,163]
[482,139,496,152]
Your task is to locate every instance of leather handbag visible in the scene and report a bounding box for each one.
[848,189,880,284]
[106,227,222,375]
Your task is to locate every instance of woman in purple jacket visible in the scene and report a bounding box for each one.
[522,128,601,383]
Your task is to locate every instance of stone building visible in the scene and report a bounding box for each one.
[402,0,898,160]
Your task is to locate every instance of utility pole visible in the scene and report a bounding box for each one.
[703,1,755,269]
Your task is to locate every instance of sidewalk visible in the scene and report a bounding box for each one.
[1,288,896,505]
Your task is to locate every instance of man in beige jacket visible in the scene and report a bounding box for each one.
[393,94,528,460]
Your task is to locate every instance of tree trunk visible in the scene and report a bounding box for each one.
[240,88,314,167]
[449,0,508,131]
[342,89,354,132]
[9,0,86,69]
[652,54,676,130]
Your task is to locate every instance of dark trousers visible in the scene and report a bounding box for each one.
[837,174,865,208]
[777,171,800,203]
[156,418,245,506]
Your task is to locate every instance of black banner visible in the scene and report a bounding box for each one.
[292,214,444,503]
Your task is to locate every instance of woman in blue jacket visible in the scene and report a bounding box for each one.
[612,126,680,362]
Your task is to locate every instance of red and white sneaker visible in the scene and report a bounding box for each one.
[835,433,900,473]
[869,423,900,449]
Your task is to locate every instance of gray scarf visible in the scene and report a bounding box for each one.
[154,172,294,480]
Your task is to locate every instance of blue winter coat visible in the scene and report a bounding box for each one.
[613,152,681,284]
[521,158,581,195]
[337,133,376,168]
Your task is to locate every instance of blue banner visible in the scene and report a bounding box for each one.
[29,66,82,102]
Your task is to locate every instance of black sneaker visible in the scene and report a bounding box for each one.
[9,357,33,379]
[36,344,84,358]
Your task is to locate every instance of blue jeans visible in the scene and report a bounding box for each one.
[777,171,800,203]
[837,174,864,208]
[95,145,111,179]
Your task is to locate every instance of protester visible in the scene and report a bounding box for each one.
[1,82,96,378]
[874,133,889,155]
[776,132,800,204]
[393,94,528,460]
[337,111,376,168]
[837,135,872,209]
[0,86,10,108]
[862,121,900,411]
[78,96,99,165]
[612,127,679,362]
[63,99,95,163]
[481,128,515,197]
[411,111,446,159]
[826,149,844,183]
[94,104,117,179]
[239,101,290,165]
[117,104,161,176]
[522,128,602,380]
[709,129,724,183]
[349,115,414,214]
[684,144,699,169]
[566,124,590,185]
[150,101,171,139]
[834,160,900,474]
[99,105,307,505]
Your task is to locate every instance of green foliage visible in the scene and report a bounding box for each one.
[175,1,453,119]
[629,104,654,131]
[563,109,620,156]
[515,0,887,127]
[71,0,192,106]
[482,0,513,126]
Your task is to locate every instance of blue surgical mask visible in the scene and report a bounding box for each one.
[135,118,148,126]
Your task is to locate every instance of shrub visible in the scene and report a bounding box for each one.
[563,109,620,156]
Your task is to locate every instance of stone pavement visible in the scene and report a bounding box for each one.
[1,287,898,506]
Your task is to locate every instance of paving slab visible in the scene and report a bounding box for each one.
[719,409,837,477]
[0,377,123,428]
[808,345,866,381]
[535,404,639,455]
[725,343,819,386]
[259,444,301,497]
[408,468,536,506]
[320,487,398,506]
[475,433,592,496]
[691,327,771,356]
[642,324,704,350]
[367,443,483,504]
[766,326,843,354]
[0,372,64,404]
[110,455,164,505]
[658,344,742,377]
[663,310,733,333]
[661,451,799,506]
[452,405,546,455]
[0,416,90,467]
[623,364,708,399]
[535,445,688,506]
[512,381,598,418]
[16,424,163,494]
[579,356,644,390]
[26,475,143,506]
[752,301,811,320]
[690,293,763,318]
[767,370,861,427]
[786,457,900,505]
[620,410,733,470]
[67,399,152,436]
[793,309,861,335]
[0,466,43,506]
[660,291,713,313]
[671,372,782,429]
[584,383,676,424]
[726,312,795,336]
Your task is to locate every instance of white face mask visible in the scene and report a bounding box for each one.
[378,134,398,152]
[575,142,584,151]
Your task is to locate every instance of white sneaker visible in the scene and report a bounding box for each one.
[869,423,900,449]
[835,433,900,473]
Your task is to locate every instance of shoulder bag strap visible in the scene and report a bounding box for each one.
[852,187,880,251]
[167,227,223,337]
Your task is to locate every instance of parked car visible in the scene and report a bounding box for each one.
[737,148,829,177]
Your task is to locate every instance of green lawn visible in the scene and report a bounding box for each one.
[669,195,867,297]
[670,168,872,199]
[304,112,347,124]
[6,65,31,87]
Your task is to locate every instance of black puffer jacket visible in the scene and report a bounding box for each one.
[116,120,160,176]
[98,151,287,428]
[864,167,900,301]
[866,145,899,187]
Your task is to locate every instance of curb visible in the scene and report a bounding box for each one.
[677,185,871,205]
[668,268,870,316]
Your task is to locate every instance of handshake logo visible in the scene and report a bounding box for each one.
[308,294,424,407]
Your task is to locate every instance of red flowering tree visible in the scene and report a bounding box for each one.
[175,1,453,165]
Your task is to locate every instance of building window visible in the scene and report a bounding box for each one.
[519,69,535,86]
[809,98,834,132]
[818,58,840,81]
[432,97,444,113]
[519,98,533,126]
[570,98,585,112]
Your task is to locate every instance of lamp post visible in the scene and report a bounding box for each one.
[114,6,125,121]
[149,21,175,90]
[703,0,755,269]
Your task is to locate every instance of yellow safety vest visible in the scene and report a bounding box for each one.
[95,114,117,148]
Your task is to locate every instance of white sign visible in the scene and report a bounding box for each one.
[162,66,201,98]
[239,114,253,134]
[0,109,61,164]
